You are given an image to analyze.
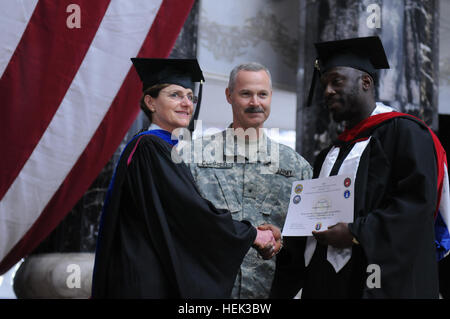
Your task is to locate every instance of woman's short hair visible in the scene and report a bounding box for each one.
[139,83,171,121]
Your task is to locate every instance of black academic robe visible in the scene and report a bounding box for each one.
[272,116,439,299]
[91,132,256,298]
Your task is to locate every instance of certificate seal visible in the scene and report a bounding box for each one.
[293,195,301,204]
[344,177,351,187]
[294,184,303,194]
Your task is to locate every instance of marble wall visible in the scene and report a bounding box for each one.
[439,0,450,114]
[197,0,299,90]
[296,0,440,164]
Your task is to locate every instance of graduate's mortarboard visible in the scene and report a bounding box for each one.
[130,58,205,132]
[306,36,390,107]
[131,58,204,91]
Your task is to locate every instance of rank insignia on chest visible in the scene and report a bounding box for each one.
[275,168,293,177]
[197,162,234,169]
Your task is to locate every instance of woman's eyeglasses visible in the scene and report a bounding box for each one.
[162,90,198,104]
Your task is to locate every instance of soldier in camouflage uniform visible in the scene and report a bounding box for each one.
[188,63,312,298]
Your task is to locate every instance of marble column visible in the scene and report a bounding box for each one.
[296,0,440,164]
[13,0,200,299]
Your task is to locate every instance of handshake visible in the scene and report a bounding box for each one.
[252,224,282,260]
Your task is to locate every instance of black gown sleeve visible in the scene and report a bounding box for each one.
[348,118,439,298]
[92,134,256,298]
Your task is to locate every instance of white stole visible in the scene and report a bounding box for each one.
[304,102,394,273]
[304,138,371,272]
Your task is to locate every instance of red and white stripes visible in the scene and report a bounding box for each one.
[0,0,194,274]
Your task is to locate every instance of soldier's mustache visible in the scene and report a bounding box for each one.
[245,107,265,113]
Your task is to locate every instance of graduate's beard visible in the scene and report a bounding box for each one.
[330,84,361,124]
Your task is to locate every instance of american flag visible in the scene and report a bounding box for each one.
[0,0,194,275]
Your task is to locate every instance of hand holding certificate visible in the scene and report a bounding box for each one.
[282,175,354,237]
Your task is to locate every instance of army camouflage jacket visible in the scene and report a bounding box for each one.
[188,128,312,298]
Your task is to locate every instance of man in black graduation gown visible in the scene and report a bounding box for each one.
[271,36,449,298]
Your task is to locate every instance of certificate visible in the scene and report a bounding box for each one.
[282,175,354,237]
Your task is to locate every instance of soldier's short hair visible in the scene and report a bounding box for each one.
[227,62,272,92]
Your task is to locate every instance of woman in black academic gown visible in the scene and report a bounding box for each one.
[91,58,280,298]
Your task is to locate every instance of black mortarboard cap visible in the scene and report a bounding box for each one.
[306,36,390,107]
[131,58,204,91]
[131,58,205,132]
